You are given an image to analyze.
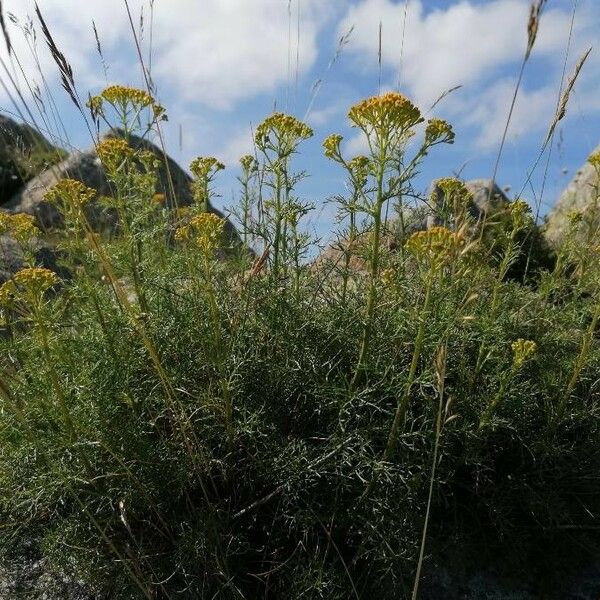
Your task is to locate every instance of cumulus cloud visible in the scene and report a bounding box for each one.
[0,0,336,110]
[338,0,599,149]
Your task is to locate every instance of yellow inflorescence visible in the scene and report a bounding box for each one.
[45,179,96,210]
[348,155,371,186]
[96,138,135,170]
[567,210,583,227]
[0,267,59,308]
[175,213,225,253]
[240,155,257,173]
[322,134,343,160]
[190,157,225,180]
[0,279,15,307]
[436,177,470,200]
[405,226,465,265]
[0,212,39,242]
[348,92,423,133]
[255,112,313,149]
[511,339,537,369]
[88,85,165,119]
[587,150,600,168]
[425,118,455,145]
[435,177,473,211]
[510,199,533,230]
[151,193,166,205]
[100,85,154,107]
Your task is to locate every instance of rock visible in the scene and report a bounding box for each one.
[426,178,510,229]
[4,129,240,243]
[0,114,65,204]
[0,231,69,285]
[544,145,600,246]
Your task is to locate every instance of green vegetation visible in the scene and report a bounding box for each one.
[1,85,600,599]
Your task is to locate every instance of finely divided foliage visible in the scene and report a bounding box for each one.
[1,77,600,600]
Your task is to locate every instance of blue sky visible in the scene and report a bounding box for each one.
[1,0,599,243]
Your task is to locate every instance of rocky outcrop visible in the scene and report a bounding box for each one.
[544,145,600,246]
[425,178,510,229]
[316,179,511,270]
[0,115,65,204]
[0,231,68,284]
[4,130,240,243]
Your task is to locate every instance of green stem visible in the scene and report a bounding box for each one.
[352,149,386,385]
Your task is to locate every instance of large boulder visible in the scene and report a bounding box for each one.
[544,145,600,246]
[426,178,510,229]
[0,231,68,285]
[4,130,240,243]
[0,115,65,204]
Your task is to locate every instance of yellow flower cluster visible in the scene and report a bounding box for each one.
[511,339,537,369]
[88,85,165,119]
[175,213,225,253]
[323,134,343,160]
[0,267,59,307]
[101,85,154,107]
[96,138,134,171]
[152,193,166,205]
[435,177,472,205]
[45,179,96,210]
[425,118,455,145]
[348,92,423,133]
[567,210,583,227]
[255,112,313,150]
[587,150,600,168]
[190,157,225,180]
[348,155,371,186]
[508,199,534,233]
[0,212,39,242]
[240,154,257,173]
[405,226,465,266]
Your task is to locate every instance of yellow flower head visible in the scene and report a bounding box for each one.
[190,157,225,180]
[175,212,225,253]
[567,210,583,227]
[405,226,465,266]
[151,193,166,205]
[240,154,257,174]
[587,150,600,169]
[0,267,60,309]
[348,155,371,186]
[0,279,16,307]
[510,199,533,230]
[101,85,154,107]
[511,339,537,369]
[425,118,455,146]
[96,138,135,171]
[380,267,396,287]
[0,213,39,242]
[13,267,59,292]
[348,92,423,133]
[255,112,313,152]
[45,179,96,210]
[435,177,472,205]
[323,134,343,160]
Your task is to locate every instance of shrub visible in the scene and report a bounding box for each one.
[1,87,600,599]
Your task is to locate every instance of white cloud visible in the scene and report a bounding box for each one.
[338,0,599,149]
[0,0,337,111]
[461,79,557,149]
[217,126,257,167]
[339,0,575,106]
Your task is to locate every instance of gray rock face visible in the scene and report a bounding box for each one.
[0,231,68,284]
[0,115,64,204]
[5,130,239,242]
[426,178,510,229]
[544,145,600,246]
